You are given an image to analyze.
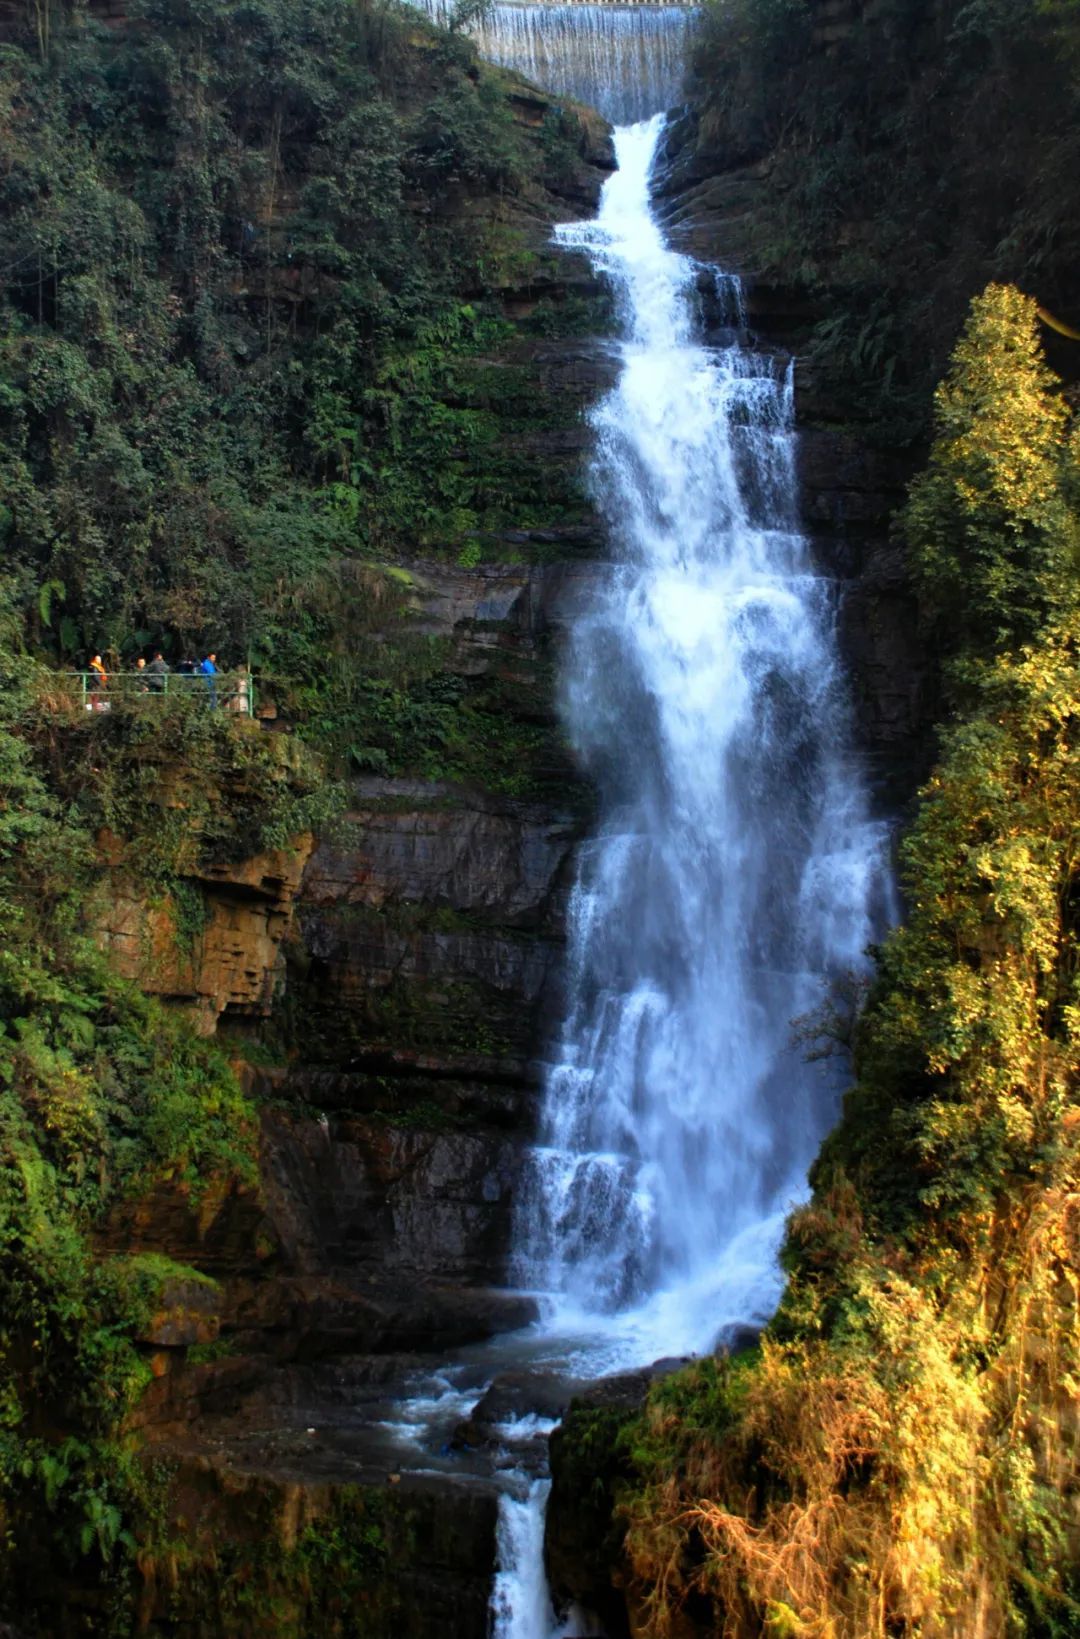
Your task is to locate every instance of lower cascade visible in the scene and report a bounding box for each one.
[492,115,894,1633]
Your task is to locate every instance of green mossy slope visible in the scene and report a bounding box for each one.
[684,0,1080,439]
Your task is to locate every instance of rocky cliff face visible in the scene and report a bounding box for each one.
[289,557,600,1072]
[94,841,313,1033]
[103,552,601,1617]
[86,625,592,1634]
[58,107,618,1639]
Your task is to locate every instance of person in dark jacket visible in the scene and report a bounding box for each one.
[146,652,170,694]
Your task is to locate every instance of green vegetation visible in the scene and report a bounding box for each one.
[0,602,258,1625]
[688,0,1080,436]
[602,287,1080,1636]
[35,685,333,873]
[0,1,599,1620]
[144,1483,400,1636]
[0,0,597,761]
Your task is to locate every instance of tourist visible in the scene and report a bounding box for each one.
[87,653,108,713]
[200,651,219,707]
[146,652,170,693]
[228,663,251,715]
[135,656,148,692]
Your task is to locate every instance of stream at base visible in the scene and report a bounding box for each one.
[368,113,892,1638]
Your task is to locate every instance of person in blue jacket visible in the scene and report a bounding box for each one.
[200,651,219,707]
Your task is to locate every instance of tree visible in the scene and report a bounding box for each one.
[905,283,1080,657]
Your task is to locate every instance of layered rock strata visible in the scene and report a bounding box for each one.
[94,842,313,1033]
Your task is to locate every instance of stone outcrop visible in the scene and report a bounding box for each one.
[295,783,575,1072]
[134,1458,500,1639]
[93,839,314,1033]
[91,1092,529,1638]
[106,1102,536,1418]
[544,1363,694,1639]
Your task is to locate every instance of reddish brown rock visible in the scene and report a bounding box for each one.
[94,839,313,1032]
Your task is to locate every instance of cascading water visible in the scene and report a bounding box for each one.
[485,113,893,1636]
[408,0,695,124]
[508,116,893,1373]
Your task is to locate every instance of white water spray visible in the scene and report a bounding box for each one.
[492,1482,596,1639]
[409,0,695,124]
[512,117,892,1363]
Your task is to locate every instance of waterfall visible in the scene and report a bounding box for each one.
[492,1481,596,1639]
[511,116,893,1366]
[408,1,696,124]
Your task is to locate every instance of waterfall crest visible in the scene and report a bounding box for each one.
[511,116,893,1363]
[409,1,696,124]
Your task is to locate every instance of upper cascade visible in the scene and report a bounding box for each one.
[409,0,696,124]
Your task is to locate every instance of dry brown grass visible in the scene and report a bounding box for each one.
[622,1164,1080,1639]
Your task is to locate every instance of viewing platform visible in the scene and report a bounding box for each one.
[65,671,256,717]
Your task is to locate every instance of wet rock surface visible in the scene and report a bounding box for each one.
[544,1360,696,1639]
[137,1448,501,1639]
[111,1107,540,1389]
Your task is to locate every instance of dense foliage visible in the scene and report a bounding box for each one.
[0,596,263,1623]
[0,4,596,1620]
[0,0,593,759]
[687,0,1080,435]
[606,288,1080,1635]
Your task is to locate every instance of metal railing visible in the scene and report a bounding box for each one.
[67,671,257,717]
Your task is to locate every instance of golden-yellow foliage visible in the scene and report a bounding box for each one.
[625,1172,1080,1636]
